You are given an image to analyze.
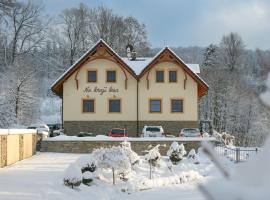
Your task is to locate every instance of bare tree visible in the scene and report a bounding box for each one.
[5,0,46,64]
[60,3,90,65]
[220,32,244,71]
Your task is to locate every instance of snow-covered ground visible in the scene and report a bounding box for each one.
[0,151,222,200]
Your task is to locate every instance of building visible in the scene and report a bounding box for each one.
[51,40,208,136]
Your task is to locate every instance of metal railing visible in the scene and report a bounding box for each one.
[215,145,259,163]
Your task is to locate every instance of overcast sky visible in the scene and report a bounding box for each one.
[41,0,270,50]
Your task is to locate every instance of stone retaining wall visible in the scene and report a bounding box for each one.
[41,139,217,156]
[64,121,198,137]
[0,131,37,168]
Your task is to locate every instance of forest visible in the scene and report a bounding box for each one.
[0,0,269,146]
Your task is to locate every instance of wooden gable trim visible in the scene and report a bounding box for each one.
[139,48,208,97]
[51,40,137,96]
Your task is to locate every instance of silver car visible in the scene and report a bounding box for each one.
[179,128,201,137]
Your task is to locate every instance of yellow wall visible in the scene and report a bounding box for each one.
[23,134,33,159]
[7,135,20,166]
[63,59,138,121]
[63,60,198,122]
[138,62,198,121]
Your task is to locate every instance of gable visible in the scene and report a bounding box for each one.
[51,40,137,97]
[138,48,208,98]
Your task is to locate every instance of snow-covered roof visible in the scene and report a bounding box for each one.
[122,57,200,75]
[121,57,152,75]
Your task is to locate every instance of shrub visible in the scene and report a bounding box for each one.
[187,149,200,164]
[77,155,97,173]
[82,171,93,186]
[121,140,140,167]
[92,146,131,185]
[145,145,161,167]
[167,142,186,165]
[63,163,82,189]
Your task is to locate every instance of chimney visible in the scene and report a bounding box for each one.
[126,44,134,60]
[131,51,137,60]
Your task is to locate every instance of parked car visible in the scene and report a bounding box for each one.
[27,124,49,139]
[108,128,128,137]
[141,126,165,137]
[179,128,201,137]
[47,123,63,137]
[27,124,49,134]
[77,132,95,137]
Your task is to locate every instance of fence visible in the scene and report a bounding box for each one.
[0,129,37,167]
[215,145,259,163]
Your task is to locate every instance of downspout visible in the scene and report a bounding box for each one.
[61,96,64,129]
[136,79,139,136]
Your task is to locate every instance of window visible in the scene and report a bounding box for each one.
[169,71,177,82]
[83,99,95,112]
[171,99,183,112]
[87,71,97,82]
[107,70,116,82]
[109,99,121,112]
[150,99,162,113]
[156,71,164,82]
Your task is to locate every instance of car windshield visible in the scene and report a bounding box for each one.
[183,129,199,133]
[111,129,125,134]
[146,127,160,132]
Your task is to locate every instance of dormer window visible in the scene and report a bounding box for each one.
[87,70,97,82]
[156,71,164,83]
[107,70,116,82]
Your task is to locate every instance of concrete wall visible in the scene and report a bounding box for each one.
[41,139,218,156]
[0,131,36,167]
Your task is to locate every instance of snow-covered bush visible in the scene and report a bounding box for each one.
[213,132,234,146]
[145,145,162,179]
[63,163,82,189]
[202,132,209,137]
[121,140,140,167]
[77,155,97,173]
[82,171,93,186]
[167,142,186,165]
[187,149,200,164]
[92,146,131,185]
[145,145,161,167]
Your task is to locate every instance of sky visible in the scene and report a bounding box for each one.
[40,0,270,50]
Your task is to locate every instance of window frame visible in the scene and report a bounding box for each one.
[169,70,177,83]
[155,70,164,83]
[82,99,95,113]
[87,70,97,83]
[108,98,121,113]
[149,98,162,113]
[170,98,184,113]
[106,70,117,83]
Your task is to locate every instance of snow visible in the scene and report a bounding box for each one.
[45,135,217,142]
[63,163,83,184]
[121,57,200,75]
[0,150,218,200]
[0,129,36,135]
[121,57,152,75]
